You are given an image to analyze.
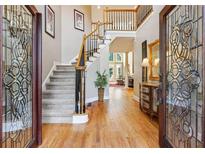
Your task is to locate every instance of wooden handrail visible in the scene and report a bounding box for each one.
[86,27,98,38]
[104,8,136,11]
[75,34,86,70]
[91,22,113,26]
[135,5,140,12]
[135,5,153,28]
[75,21,107,114]
[92,22,113,26]
[104,6,146,12]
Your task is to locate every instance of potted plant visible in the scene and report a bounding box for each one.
[94,70,108,102]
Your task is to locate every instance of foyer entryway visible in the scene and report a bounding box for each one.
[39,86,158,148]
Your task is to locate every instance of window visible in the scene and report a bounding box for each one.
[109,68,113,78]
[109,53,113,61]
[117,53,122,62]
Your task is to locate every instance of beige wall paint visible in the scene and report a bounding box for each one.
[36,5,62,81]
[109,37,134,52]
[61,5,92,63]
[133,5,164,98]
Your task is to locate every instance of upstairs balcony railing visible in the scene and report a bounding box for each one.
[103,5,153,31]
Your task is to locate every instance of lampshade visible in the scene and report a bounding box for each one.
[141,58,149,67]
[154,58,160,66]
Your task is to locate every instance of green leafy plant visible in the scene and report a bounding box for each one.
[94,70,108,89]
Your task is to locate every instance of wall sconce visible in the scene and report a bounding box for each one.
[141,58,149,82]
[97,5,101,9]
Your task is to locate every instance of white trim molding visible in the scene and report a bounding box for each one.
[86,95,110,104]
[42,61,57,91]
[72,113,89,124]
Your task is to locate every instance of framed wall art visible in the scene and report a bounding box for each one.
[45,5,55,38]
[74,9,84,31]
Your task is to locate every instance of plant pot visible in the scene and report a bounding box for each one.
[98,88,104,102]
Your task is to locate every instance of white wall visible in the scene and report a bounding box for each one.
[133,5,164,99]
[86,45,110,103]
[99,45,110,98]
[86,58,100,103]
[61,5,92,63]
[36,5,62,81]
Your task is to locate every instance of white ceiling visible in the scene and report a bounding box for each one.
[109,37,135,53]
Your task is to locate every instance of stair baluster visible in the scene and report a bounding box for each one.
[103,5,153,31]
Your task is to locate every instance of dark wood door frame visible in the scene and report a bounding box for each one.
[203,5,205,149]
[0,5,42,148]
[159,6,176,148]
[159,5,205,148]
[0,5,3,149]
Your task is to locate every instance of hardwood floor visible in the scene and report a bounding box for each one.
[39,87,159,148]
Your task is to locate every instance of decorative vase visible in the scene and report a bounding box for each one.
[98,88,104,102]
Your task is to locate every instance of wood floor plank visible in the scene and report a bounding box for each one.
[39,87,159,148]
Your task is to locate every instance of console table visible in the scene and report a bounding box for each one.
[139,82,159,119]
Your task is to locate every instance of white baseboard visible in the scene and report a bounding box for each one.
[86,95,109,104]
[42,61,57,91]
[133,94,139,102]
[72,113,89,124]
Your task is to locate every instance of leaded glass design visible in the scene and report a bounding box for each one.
[2,5,33,148]
[165,5,204,148]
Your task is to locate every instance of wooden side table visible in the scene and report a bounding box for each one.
[139,82,159,119]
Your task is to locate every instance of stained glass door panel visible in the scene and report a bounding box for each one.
[2,5,33,148]
[165,5,204,148]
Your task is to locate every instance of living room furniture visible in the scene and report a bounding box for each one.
[128,76,134,88]
[117,78,125,85]
[139,82,159,119]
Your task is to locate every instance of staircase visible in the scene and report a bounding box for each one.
[42,6,153,124]
[42,64,75,123]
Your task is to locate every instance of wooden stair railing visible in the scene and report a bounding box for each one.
[103,5,153,31]
[75,34,86,114]
[75,22,111,114]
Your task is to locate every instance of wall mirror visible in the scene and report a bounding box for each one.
[148,40,160,81]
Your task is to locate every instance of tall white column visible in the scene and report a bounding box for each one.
[113,54,117,81]
[125,52,129,88]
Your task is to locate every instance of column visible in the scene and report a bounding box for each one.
[125,52,129,88]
